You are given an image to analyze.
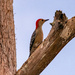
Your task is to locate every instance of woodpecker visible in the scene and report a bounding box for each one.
[29,19,49,56]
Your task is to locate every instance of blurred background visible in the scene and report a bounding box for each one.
[13,0,75,75]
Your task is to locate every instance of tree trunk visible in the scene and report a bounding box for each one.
[0,0,16,75]
[15,11,75,75]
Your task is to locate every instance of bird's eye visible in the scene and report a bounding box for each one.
[42,19,43,21]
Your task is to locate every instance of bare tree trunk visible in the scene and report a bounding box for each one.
[15,11,75,75]
[0,0,16,75]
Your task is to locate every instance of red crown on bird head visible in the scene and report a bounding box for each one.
[36,19,42,29]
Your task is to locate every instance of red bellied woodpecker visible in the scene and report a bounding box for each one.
[29,19,49,56]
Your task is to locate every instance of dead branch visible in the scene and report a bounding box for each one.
[15,10,75,75]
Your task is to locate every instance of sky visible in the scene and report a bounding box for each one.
[13,0,75,75]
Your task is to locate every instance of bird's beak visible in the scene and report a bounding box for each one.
[45,19,49,21]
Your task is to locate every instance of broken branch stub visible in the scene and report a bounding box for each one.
[50,10,68,26]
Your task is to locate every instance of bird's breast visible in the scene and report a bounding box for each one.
[35,30,43,43]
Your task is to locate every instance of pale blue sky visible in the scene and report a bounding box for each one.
[13,0,75,75]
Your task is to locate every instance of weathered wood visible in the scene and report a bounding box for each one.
[15,10,75,75]
[0,0,16,75]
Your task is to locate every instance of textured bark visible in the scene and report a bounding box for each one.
[0,0,16,75]
[15,10,75,75]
